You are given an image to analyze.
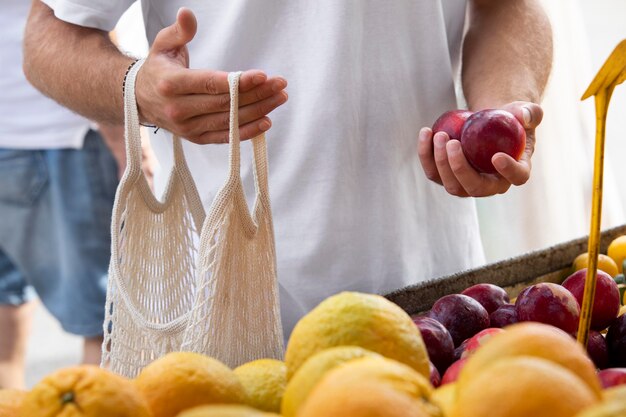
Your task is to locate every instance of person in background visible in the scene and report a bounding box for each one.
[22,0,552,336]
[0,0,130,388]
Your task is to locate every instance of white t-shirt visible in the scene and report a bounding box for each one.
[44,0,485,333]
[0,0,90,149]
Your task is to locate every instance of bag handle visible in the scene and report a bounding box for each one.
[226,72,272,236]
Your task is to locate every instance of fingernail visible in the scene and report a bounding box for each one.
[253,74,266,85]
[259,120,271,131]
[447,140,461,155]
[272,78,287,92]
[434,134,446,149]
[522,106,532,126]
[493,155,507,170]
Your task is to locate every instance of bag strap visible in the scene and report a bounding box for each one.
[226,72,272,236]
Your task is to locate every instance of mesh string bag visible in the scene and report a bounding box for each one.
[102,62,283,376]
[181,72,284,366]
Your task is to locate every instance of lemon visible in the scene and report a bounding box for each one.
[431,383,457,417]
[0,389,26,417]
[573,253,619,277]
[233,359,286,413]
[285,292,429,380]
[282,346,382,417]
[608,235,626,274]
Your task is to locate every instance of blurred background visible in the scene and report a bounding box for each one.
[22,0,626,386]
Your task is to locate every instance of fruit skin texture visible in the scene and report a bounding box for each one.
[428,294,490,347]
[587,330,610,370]
[281,346,381,417]
[177,405,280,417]
[598,368,626,389]
[515,282,581,334]
[431,383,456,417]
[456,322,603,397]
[285,292,430,380]
[432,110,473,140]
[573,253,619,277]
[20,365,151,417]
[0,389,26,417]
[461,283,510,314]
[452,356,598,417]
[562,269,620,331]
[459,109,526,174]
[233,359,286,413]
[441,358,467,385]
[412,315,455,374]
[297,357,438,417]
[463,328,505,356]
[134,352,246,417]
[607,315,626,367]
[489,304,518,328]
[608,235,626,274]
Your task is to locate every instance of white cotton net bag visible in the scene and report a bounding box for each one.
[181,72,284,367]
[102,62,283,376]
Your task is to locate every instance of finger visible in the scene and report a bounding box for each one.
[492,153,531,186]
[433,132,469,197]
[152,8,197,53]
[163,69,275,96]
[501,101,543,130]
[165,78,288,119]
[447,140,510,196]
[193,117,273,144]
[417,128,442,185]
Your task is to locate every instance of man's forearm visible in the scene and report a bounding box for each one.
[462,0,553,110]
[23,1,134,124]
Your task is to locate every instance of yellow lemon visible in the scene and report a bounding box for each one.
[453,356,597,417]
[281,346,382,417]
[608,235,626,274]
[233,359,286,413]
[431,383,456,417]
[285,292,429,380]
[134,352,246,417]
[297,356,439,417]
[573,253,619,277]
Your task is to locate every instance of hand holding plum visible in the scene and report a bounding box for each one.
[418,101,543,197]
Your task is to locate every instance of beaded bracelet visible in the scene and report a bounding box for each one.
[122,58,160,134]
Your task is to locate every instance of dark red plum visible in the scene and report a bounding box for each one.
[462,283,510,313]
[607,314,626,367]
[432,110,473,140]
[463,328,505,356]
[489,304,518,328]
[429,360,441,388]
[460,109,526,174]
[428,294,490,347]
[412,316,455,374]
[562,268,620,330]
[587,330,609,370]
[515,283,581,335]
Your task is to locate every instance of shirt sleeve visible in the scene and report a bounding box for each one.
[41,0,135,31]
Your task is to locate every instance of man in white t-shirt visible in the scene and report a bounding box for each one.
[23,1,552,335]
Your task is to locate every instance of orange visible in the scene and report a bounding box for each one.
[452,356,598,417]
[233,359,286,413]
[19,365,151,417]
[573,253,619,277]
[281,346,382,417]
[134,352,246,417]
[177,404,280,416]
[297,357,439,417]
[457,322,602,398]
[285,292,429,380]
[608,235,626,274]
[0,389,26,416]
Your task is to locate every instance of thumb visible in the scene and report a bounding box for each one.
[152,8,197,54]
[502,101,544,130]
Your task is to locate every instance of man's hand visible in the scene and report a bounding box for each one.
[417,102,543,197]
[136,8,288,144]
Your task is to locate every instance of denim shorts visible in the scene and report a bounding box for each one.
[0,130,118,337]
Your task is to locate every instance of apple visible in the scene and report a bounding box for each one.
[562,268,620,330]
[489,304,518,328]
[460,109,526,174]
[429,360,441,388]
[432,110,473,140]
[463,328,505,357]
[428,294,490,347]
[441,358,467,386]
[462,283,510,313]
[515,283,580,335]
[587,330,609,370]
[597,368,626,389]
[607,314,626,367]
[412,316,455,374]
